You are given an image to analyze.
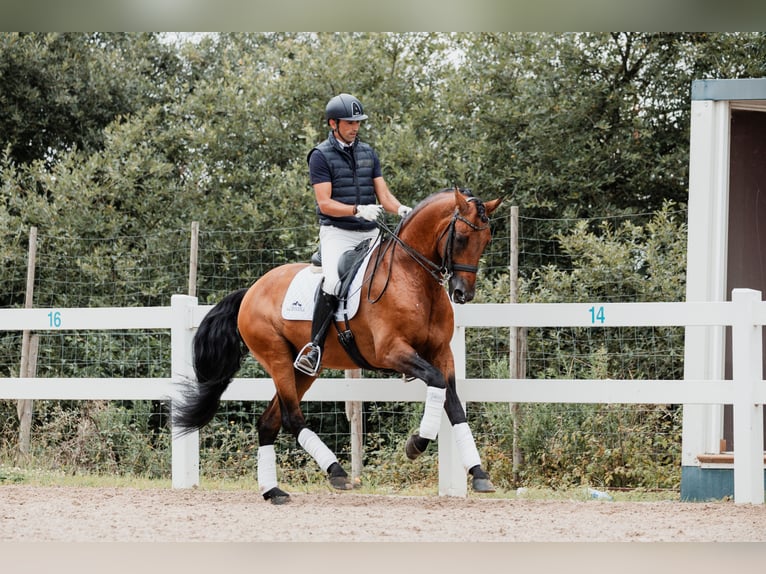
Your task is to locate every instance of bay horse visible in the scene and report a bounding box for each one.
[173,187,503,504]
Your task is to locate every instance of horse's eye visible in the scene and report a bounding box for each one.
[455,233,469,249]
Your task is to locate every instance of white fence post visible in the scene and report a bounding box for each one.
[438,322,468,496]
[731,288,765,504]
[170,294,200,489]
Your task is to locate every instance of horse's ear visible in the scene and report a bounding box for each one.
[454,187,470,214]
[483,197,503,216]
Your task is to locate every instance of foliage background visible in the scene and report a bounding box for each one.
[0,32,762,491]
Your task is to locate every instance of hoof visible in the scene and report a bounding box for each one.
[263,486,291,505]
[327,462,353,491]
[472,477,496,493]
[329,475,353,490]
[405,432,430,460]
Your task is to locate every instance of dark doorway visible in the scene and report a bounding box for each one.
[723,108,766,450]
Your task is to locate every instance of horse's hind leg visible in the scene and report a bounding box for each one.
[288,371,353,491]
[256,396,291,505]
[267,365,353,492]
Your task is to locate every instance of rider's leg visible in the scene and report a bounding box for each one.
[293,288,338,375]
[294,225,376,375]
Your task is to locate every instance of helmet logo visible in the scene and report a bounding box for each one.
[351,101,363,117]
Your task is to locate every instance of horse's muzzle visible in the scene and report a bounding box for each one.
[449,277,475,304]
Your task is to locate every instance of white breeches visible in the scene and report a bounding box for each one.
[319,225,379,296]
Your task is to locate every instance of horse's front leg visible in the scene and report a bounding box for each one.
[401,354,495,493]
[400,354,448,460]
[443,375,496,493]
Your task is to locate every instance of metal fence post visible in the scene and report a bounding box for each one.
[170,294,200,489]
[731,288,765,504]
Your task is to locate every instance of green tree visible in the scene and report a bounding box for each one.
[430,32,766,281]
[3,33,766,485]
[0,33,181,167]
[447,33,766,219]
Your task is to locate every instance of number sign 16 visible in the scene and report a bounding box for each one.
[47,310,62,328]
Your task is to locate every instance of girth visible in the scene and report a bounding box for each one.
[337,238,396,375]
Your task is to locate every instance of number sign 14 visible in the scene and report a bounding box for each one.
[589,305,605,325]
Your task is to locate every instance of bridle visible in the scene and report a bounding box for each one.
[367,197,490,303]
[438,202,490,280]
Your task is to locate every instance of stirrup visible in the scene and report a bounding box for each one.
[293,342,321,376]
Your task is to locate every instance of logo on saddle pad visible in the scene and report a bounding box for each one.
[287,300,304,314]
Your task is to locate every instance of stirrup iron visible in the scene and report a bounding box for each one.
[294,342,322,376]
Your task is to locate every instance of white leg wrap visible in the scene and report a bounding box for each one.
[419,386,446,440]
[257,445,278,494]
[453,422,482,471]
[298,428,338,471]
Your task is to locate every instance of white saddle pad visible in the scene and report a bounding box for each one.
[281,245,376,321]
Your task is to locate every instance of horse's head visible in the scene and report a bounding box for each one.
[441,188,502,304]
[392,188,502,304]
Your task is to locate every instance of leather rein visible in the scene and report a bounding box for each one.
[367,198,490,303]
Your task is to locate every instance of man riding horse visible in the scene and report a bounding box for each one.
[173,93,502,504]
[293,93,412,376]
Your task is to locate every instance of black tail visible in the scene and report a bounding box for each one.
[173,288,249,434]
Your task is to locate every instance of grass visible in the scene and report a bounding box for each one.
[0,464,681,501]
[0,465,170,489]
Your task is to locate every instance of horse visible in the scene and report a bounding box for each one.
[173,187,503,504]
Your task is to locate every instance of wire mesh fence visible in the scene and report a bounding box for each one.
[0,204,688,491]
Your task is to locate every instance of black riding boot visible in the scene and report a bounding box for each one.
[293,290,338,376]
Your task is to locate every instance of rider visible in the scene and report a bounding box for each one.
[293,93,412,376]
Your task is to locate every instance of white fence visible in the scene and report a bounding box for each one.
[1,289,765,503]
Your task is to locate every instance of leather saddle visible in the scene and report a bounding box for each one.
[311,238,392,374]
[311,237,372,300]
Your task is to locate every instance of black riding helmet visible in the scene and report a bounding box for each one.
[325,93,368,123]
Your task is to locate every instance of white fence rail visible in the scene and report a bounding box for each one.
[1,290,764,503]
